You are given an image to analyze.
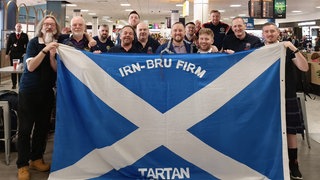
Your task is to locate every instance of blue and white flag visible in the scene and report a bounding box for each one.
[50,43,288,180]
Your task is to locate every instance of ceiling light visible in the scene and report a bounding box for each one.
[218,9,225,12]
[125,9,134,12]
[120,4,131,6]
[176,4,183,7]
[316,6,320,8]
[291,10,302,13]
[66,4,77,7]
[230,4,241,7]
[81,9,89,12]
[88,13,96,15]
[298,21,316,26]
[238,14,246,17]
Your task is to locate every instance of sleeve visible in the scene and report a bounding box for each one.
[5,34,14,55]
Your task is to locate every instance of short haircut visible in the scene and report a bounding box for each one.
[185,22,195,26]
[262,22,278,30]
[199,28,214,37]
[120,25,135,34]
[128,10,140,18]
[99,24,109,29]
[210,10,220,15]
[172,22,185,28]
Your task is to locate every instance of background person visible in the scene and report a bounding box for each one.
[202,10,232,51]
[5,23,29,89]
[17,15,60,180]
[91,24,114,53]
[261,22,308,180]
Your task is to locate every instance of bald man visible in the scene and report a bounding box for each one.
[134,22,160,53]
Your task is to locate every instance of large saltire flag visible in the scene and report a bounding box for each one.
[50,43,288,180]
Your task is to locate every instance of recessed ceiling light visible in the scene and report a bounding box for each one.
[66,4,77,7]
[218,10,225,12]
[176,4,183,7]
[238,14,246,17]
[125,9,134,12]
[120,3,131,6]
[88,13,96,15]
[81,9,89,12]
[316,6,320,8]
[292,10,302,13]
[230,4,241,7]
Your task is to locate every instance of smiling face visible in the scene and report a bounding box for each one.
[231,17,246,40]
[136,23,149,42]
[262,24,280,45]
[120,26,135,46]
[71,16,85,37]
[171,23,185,43]
[198,28,214,52]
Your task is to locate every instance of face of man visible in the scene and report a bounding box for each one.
[232,18,246,40]
[41,17,57,44]
[136,23,149,42]
[71,17,85,37]
[15,23,22,33]
[99,26,109,41]
[186,24,195,36]
[171,23,185,43]
[120,26,134,46]
[199,33,214,52]
[262,25,280,45]
[128,14,140,28]
[210,12,221,25]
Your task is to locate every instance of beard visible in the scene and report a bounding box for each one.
[42,29,57,44]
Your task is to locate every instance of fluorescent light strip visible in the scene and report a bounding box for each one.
[121,3,131,6]
[230,4,241,7]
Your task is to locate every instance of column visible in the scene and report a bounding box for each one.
[47,0,67,26]
[171,10,179,27]
[73,9,81,17]
[193,0,208,23]
[92,16,98,37]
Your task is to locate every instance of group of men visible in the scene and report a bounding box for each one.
[7,8,307,180]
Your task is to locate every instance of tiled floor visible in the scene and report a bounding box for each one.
[0,79,319,180]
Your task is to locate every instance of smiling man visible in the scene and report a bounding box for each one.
[222,17,261,54]
[260,22,308,180]
[197,28,218,53]
[108,25,140,53]
[156,22,197,54]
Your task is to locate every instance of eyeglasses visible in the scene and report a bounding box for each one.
[43,23,56,27]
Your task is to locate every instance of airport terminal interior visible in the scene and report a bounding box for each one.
[1,0,320,179]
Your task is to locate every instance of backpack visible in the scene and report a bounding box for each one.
[0,90,18,152]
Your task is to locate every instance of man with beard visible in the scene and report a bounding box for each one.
[91,24,114,53]
[222,16,261,54]
[197,28,218,53]
[260,22,308,180]
[63,16,92,51]
[5,23,29,89]
[108,25,140,53]
[134,22,160,53]
[17,15,60,180]
[156,22,197,54]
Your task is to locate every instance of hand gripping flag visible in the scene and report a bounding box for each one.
[50,43,288,180]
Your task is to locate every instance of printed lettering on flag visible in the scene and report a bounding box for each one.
[49,43,288,180]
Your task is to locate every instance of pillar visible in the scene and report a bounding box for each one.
[47,0,67,27]
[92,16,98,37]
[194,0,208,23]
[171,10,179,27]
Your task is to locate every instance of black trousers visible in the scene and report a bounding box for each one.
[16,89,54,168]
